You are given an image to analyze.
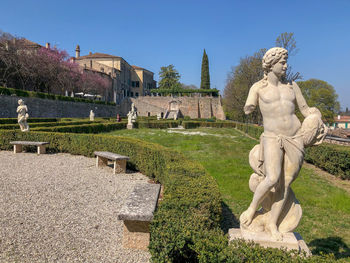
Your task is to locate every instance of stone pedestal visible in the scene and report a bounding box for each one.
[127,123,133,129]
[228,228,311,256]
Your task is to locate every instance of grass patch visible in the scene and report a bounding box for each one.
[105,127,350,260]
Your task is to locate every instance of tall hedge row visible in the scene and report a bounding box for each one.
[0,130,336,262]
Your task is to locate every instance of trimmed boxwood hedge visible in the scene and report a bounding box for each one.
[32,122,126,133]
[135,121,179,129]
[305,143,350,180]
[0,86,116,105]
[183,121,264,139]
[0,118,59,124]
[204,120,349,180]
[0,120,106,130]
[0,130,336,262]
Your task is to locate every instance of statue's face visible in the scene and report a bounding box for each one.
[271,57,287,78]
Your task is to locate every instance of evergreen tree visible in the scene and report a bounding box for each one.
[158,64,181,92]
[200,49,210,89]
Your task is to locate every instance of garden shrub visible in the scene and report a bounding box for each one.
[305,143,350,180]
[0,120,106,130]
[0,86,116,105]
[0,118,58,124]
[136,121,179,129]
[32,122,126,133]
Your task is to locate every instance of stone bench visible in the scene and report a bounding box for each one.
[10,141,49,154]
[94,151,129,174]
[118,183,161,250]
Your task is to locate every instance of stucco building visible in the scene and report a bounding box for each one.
[73,46,156,104]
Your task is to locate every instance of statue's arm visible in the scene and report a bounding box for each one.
[292,81,310,117]
[244,84,259,115]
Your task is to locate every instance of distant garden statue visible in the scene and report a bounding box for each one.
[89,110,95,121]
[17,99,30,132]
[17,99,29,132]
[239,47,327,244]
[127,103,137,129]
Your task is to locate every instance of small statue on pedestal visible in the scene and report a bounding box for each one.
[127,103,137,129]
[17,99,29,132]
[89,110,95,121]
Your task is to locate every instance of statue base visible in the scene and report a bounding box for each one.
[127,124,133,129]
[228,228,311,256]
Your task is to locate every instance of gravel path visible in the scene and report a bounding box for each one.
[0,151,151,263]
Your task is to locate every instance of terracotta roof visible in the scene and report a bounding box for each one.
[76,52,121,60]
[20,38,42,47]
[132,65,154,74]
[335,116,350,122]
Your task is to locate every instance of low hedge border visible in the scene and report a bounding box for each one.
[0,118,59,124]
[0,120,107,130]
[0,130,336,262]
[188,120,349,180]
[0,86,116,106]
[183,121,264,139]
[135,121,179,129]
[32,122,126,133]
[305,143,350,180]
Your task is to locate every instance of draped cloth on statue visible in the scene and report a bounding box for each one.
[245,133,304,234]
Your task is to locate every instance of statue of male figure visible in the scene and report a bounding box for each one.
[17,99,29,132]
[240,47,326,241]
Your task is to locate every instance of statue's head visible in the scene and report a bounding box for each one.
[262,47,288,76]
[18,99,23,105]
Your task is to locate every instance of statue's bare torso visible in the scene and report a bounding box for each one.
[258,82,301,136]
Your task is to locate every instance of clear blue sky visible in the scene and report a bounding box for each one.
[1,0,350,109]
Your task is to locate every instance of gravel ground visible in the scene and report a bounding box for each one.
[0,151,151,263]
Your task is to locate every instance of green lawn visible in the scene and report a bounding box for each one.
[106,127,350,259]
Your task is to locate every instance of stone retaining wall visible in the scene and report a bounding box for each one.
[120,96,226,120]
[0,95,117,118]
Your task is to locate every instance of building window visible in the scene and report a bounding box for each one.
[131,92,134,97]
[135,92,139,97]
[132,81,140,87]
[101,67,104,72]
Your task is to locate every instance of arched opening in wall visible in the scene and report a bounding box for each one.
[161,112,164,118]
[147,112,150,117]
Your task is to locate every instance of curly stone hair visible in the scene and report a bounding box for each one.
[262,47,288,77]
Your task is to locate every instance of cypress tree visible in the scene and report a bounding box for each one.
[200,49,210,89]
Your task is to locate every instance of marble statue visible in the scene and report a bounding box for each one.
[17,99,29,132]
[90,110,95,121]
[240,47,327,241]
[127,102,137,129]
